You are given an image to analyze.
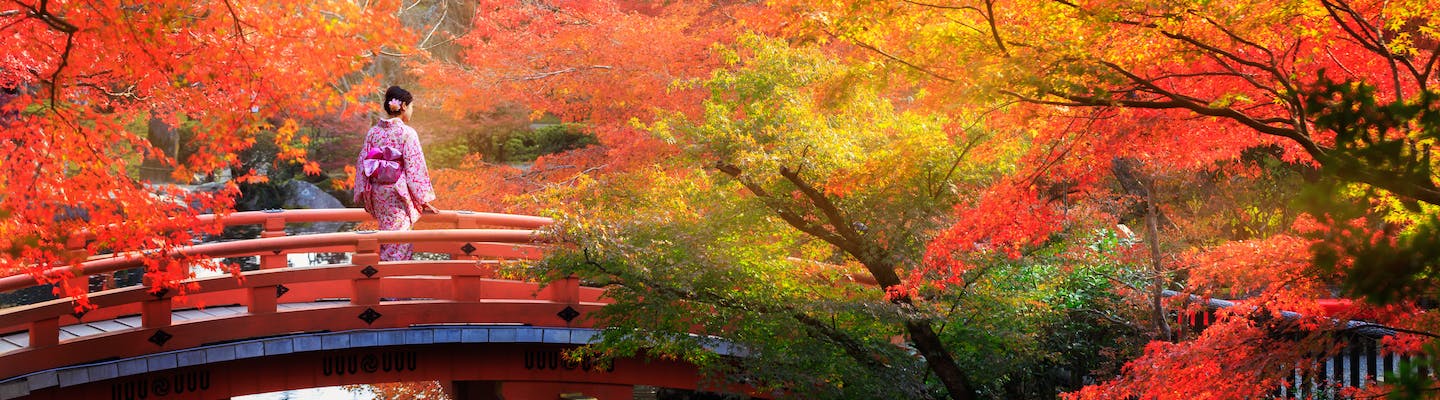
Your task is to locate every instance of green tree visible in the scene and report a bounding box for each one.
[533,35,1099,399]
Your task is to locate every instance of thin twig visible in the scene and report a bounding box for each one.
[822,27,956,83]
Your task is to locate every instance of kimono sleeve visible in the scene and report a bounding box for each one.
[352,134,372,203]
[402,127,437,205]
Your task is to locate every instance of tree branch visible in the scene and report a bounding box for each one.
[222,0,249,46]
[823,28,956,83]
[899,0,983,13]
[15,0,77,107]
[714,162,850,248]
[777,166,864,246]
[982,0,1009,57]
[509,65,614,82]
[417,0,448,49]
[1320,0,1410,98]
[713,162,977,399]
[580,253,927,395]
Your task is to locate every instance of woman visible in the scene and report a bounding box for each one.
[353,86,439,261]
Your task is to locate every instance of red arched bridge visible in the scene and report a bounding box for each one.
[0,209,750,400]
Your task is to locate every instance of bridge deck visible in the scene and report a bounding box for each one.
[0,302,369,354]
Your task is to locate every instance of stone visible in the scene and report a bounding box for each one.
[280,180,346,234]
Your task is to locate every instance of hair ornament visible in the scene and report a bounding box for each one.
[387,98,403,111]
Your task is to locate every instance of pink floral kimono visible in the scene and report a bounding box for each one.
[353,117,436,261]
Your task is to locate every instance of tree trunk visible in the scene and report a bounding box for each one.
[716,163,979,399]
[141,115,178,183]
[906,320,979,400]
[1145,190,1173,341]
[863,252,977,400]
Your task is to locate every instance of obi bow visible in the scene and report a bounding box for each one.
[360,146,404,185]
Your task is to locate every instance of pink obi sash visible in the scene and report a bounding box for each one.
[360,146,404,185]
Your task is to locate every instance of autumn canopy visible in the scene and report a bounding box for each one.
[4,0,1440,398]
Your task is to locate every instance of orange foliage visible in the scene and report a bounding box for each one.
[344,381,449,400]
[1065,316,1313,400]
[923,180,1064,292]
[414,0,753,196]
[1184,235,1321,302]
[1,0,409,301]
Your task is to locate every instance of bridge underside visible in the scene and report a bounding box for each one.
[8,326,748,400]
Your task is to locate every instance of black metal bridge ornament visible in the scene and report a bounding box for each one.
[357,308,382,325]
[148,330,173,347]
[557,306,580,323]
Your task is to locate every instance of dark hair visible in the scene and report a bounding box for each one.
[383,86,413,116]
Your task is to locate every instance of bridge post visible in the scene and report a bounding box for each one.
[352,238,381,306]
[453,276,485,301]
[549,275,579,304]
[260,216,287,269]
[142,297,172,328]
[28,317,59,348]
[450,216,480,259]
[63,235,90,296]
[248,285,278,314]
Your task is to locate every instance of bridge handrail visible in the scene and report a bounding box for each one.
[61,209,553,256]
[1,228,546,293]
[194,209,553,229]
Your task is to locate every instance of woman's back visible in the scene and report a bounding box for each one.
[352,86,437,261]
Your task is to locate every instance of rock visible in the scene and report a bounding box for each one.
[281,180,346,234]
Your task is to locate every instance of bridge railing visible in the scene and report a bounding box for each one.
[18,209,553,299]
[0,210,606,381]
[1168,291,1425,394]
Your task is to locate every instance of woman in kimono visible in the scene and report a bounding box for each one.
[353,86,438,261]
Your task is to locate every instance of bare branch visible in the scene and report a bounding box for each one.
[509,65,614,82]
[418,0,449,49]
[22,0,77,33]
[1102,61,1317,152]
[1324,48,1362,79]
[1194,12,1276,62]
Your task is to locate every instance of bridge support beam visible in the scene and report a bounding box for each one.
[545,276,580,305]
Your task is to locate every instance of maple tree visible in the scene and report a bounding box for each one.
[757,0,1440,396]
[5,0,1428,398]
[1,0,409,302]
[424,0,1440,397]
[514,32,1149,398]
[420,0,1136,397]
